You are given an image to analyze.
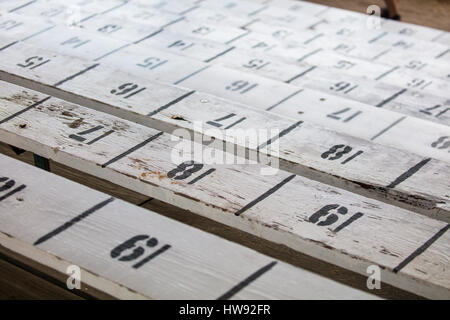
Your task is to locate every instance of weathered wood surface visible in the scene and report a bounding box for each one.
[0,0,449,299]
[85,9,450,123]
[89,0,450,75]
[204,0,450,46]
[1,1,449,127]
[0,83,449,299]
[0,153,380,299]
[1,4,449,161]
[0,43,449,221]
[0,141,424,299]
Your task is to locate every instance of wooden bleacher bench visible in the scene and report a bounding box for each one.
[1,153,382,299]
[0,0,448,299]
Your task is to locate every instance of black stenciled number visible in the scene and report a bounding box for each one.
[168,161,204,180]
[321,145,364,164]
[243,59,268,69]
[336,28,353,36]
[111,235,157,261]
[111,83,137,95]
[399,27,415,36]
[272,29,290,39]
[60,37,90,48]
[330,81,351,92]
[0,177,15,192]
[225,80,258,94]
[393,40,413,49]
[333,60,355,70]
[207,13,226,23]
[167,161,216,185]
[288,4,302,11]
[40,7,65,17]
[327,108,362,122]
[110,83,146,99]
[251,41,270,50]
[407,78,431,89]
[334,44,356,54]
[17,56,51,70]
[405,60,425,70]
[110,235,170,269]
[168,40,195,51]
[309,204,363,232]
[134,11,153,20]
[69,125,114,145]
[329,81,357,94]
[0,20,21,30]
[277,14,296,23]
[226,80,248,91]
[321,145,352,160]
[97,24,121,34]
[420,105,449,118]
[192,26,214,35]
[431,136,450,151]
[206,113,246,129]
[137,57,168,70]
[0,177,26,202]
[225,2,237,9]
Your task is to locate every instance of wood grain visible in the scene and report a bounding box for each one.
[0,0,448,300]
[0,153,379,299]
[0,141,421,299]
[0,46,448,221]
[0,85,448,298]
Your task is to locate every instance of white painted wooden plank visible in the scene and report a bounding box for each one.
[0,0,37,12]
[2,33,449,167]
[0,154,378,300]
[125,0,200,16]
[22,24,130,61]
[185,0,450,69]
[240,21,450,79]
[0,8,55,49]
[1,0,126,26]
[0,43,449,221]
[0,82,448,299]
[203,0,450,46]
[158,15,450,79]
[159,65,450,163]
[56,18,450,126]
[254,14,449,59]
[13,0,449,54]
[15,0,177,39]
[5,2,449,127]
[120,24,450,126]
[195,0,328,20]
[204,48,450,126]
[90,41,213,83]
[0,0,445,298]
[241,22,450,88]
[293,0,450,45]
[380,20,450,46]
[10,0,449,82]
[137,12,450,91]
[12,4,447,128]
[95,22,233,62]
